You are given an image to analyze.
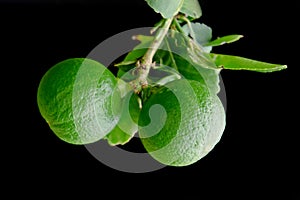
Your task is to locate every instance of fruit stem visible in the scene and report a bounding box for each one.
[130,17,173,93]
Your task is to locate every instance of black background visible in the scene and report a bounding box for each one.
[2,0,298,198]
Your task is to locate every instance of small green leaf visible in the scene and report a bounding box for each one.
[117,68,127,79]
[104,125,134,146]
[187,40,218,70]
[116,79,132,98]
[104,91,140,146]
[181,22,212,53]
[210,53,287,72]
[133,34,154,44]
[114,60,136,67]
[205,35,243,47]
[116,35,154,66]
[174,53,221,94]
[182,22,212,45]
[180,0,202,19]
[117,67,137,80]
[154,74,182,86]
[115,35,154,76]
[149,64,182,86]
[154,49,220,94]
[145,0,184,18]
[164,30,216,70]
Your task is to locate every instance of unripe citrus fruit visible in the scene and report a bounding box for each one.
[37,58,121,144]
[138,79,225,166]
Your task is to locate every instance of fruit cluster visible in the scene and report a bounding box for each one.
[37,0,286,167]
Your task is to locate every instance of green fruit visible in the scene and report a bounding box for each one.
[138,79,225,166]
[104,91,141,146]
[37,58,121,145]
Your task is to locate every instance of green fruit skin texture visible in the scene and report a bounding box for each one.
[138,79,226,166]
[37,58,121,144]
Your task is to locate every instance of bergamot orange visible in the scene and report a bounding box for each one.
[138,79,225,166]
[37,58,121,144]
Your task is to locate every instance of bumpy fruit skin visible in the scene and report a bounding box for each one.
[37,58,121,145]
[138,79,225,166]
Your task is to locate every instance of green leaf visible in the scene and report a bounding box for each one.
[180,0,202,19]
[164,30,217,70]
[172,53,221,94]
[133,35,154,45]
[187,39,218,70]
[117,35,154,65]
[117,67,137,80]
[205,35,243,47]
[181,22,212,53]
[155,74,181,86]
[114,60,136,67]
[210,53,287,72]
[154,50,220,94]
[182,22,212,45]
[115,35,154,77]
[117,69,127,79]
[104,125,134,146]
[145,0,184,18]
[148,64,182,86]
[154,36,221,94]
[104,90,140,146]
[116,79,132,98]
